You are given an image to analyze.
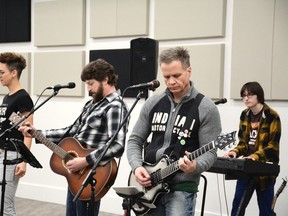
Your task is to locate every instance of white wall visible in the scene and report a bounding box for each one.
[0,0,287,215]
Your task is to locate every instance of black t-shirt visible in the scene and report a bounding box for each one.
[247,109,263,155]
[0,89,33,150]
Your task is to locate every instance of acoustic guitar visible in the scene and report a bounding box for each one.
[9,112,117,201]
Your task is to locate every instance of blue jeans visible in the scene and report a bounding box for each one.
[66,188,100,216]
[231,179,275,216]
[147,191,196,216]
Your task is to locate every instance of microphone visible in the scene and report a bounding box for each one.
[128,80,160,90]
[214,98,227,105]
[47,82,76,91]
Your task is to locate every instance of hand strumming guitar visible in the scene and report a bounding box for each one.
[66,157,89,172]
[134,166,151,187]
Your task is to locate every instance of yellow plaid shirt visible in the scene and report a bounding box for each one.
[232,103,281,190]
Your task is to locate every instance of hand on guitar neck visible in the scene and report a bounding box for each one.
[18,121,34,138]
[134,150,196,188]
[18,120,89,173]
[178,151,197,173]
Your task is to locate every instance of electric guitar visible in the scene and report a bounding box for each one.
[128,131,236,215]
[9,112,117,201]
[272,177,287,210]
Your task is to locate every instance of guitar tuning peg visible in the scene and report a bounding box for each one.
[16,111,23,117]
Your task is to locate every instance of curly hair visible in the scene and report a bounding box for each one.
[0,52,27,79]
[81,59,118,86]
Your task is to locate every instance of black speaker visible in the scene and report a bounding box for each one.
[130,38,159,85]
[90,49,133,97]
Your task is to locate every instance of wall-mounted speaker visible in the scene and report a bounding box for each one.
[90,49,133,97]
[0,0,31,42]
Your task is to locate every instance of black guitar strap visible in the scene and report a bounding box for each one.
[58,100,94,142]
[169,93,204,161]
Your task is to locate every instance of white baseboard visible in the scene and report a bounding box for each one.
[16,182,226,216]
[16,182,67,205]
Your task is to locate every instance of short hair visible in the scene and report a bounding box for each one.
[81,59,118,86]
[240,81,265,104]
[0,52,26,78]
[159,47,190,69]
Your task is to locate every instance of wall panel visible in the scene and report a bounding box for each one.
[34,0,85,46]
[34,51,85,97]
[154,0,226,40]
[230,0,275,99]
[90,0,117,37]
[271,0,288,100]
[90,0,148,38]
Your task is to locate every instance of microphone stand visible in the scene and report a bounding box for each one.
[73,90,145,216]
[0,90,59,216]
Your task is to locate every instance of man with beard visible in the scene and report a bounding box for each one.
[19,59,129,216]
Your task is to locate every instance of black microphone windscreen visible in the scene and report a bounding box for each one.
[152,80,160,88]
[68,82,76,88]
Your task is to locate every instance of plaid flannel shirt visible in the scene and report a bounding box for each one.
[232,103,281,190]
[39,90,128,165]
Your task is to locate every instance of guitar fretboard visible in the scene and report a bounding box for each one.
[149,131,236,185]
[161,141,215,179]
[31,130,73,161]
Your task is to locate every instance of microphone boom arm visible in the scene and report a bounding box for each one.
[0,91,59,137]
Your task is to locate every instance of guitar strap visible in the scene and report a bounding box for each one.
[169,93,204,161]
[59,100,94,142]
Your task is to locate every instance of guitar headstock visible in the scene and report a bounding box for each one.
[9,112,24,127]
[276,177,287,196]
[214,131,237,150]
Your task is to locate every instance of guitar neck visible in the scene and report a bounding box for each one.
[8,112,73,161]
[161,141,215,179]
[30,130,69,160]
[188,141,215,161]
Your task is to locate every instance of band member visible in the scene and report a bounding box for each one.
[127,47,222,215]
[0,52,34,216]
[19,59,129,216]
[224,81,281,216]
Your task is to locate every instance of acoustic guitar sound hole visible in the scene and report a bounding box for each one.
[62,151,79,173]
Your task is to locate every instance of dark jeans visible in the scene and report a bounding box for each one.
[231,179,275,216]
[148,191,196,216]
[66,188,100,216]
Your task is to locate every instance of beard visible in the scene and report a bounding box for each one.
[89,83,104,103]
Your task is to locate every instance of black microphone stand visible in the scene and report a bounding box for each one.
[0,90,59,216]
[73,90,145,216]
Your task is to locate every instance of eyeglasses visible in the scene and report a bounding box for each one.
[241,94,255,100]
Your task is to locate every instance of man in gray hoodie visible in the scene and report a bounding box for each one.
[127,47,222,216]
